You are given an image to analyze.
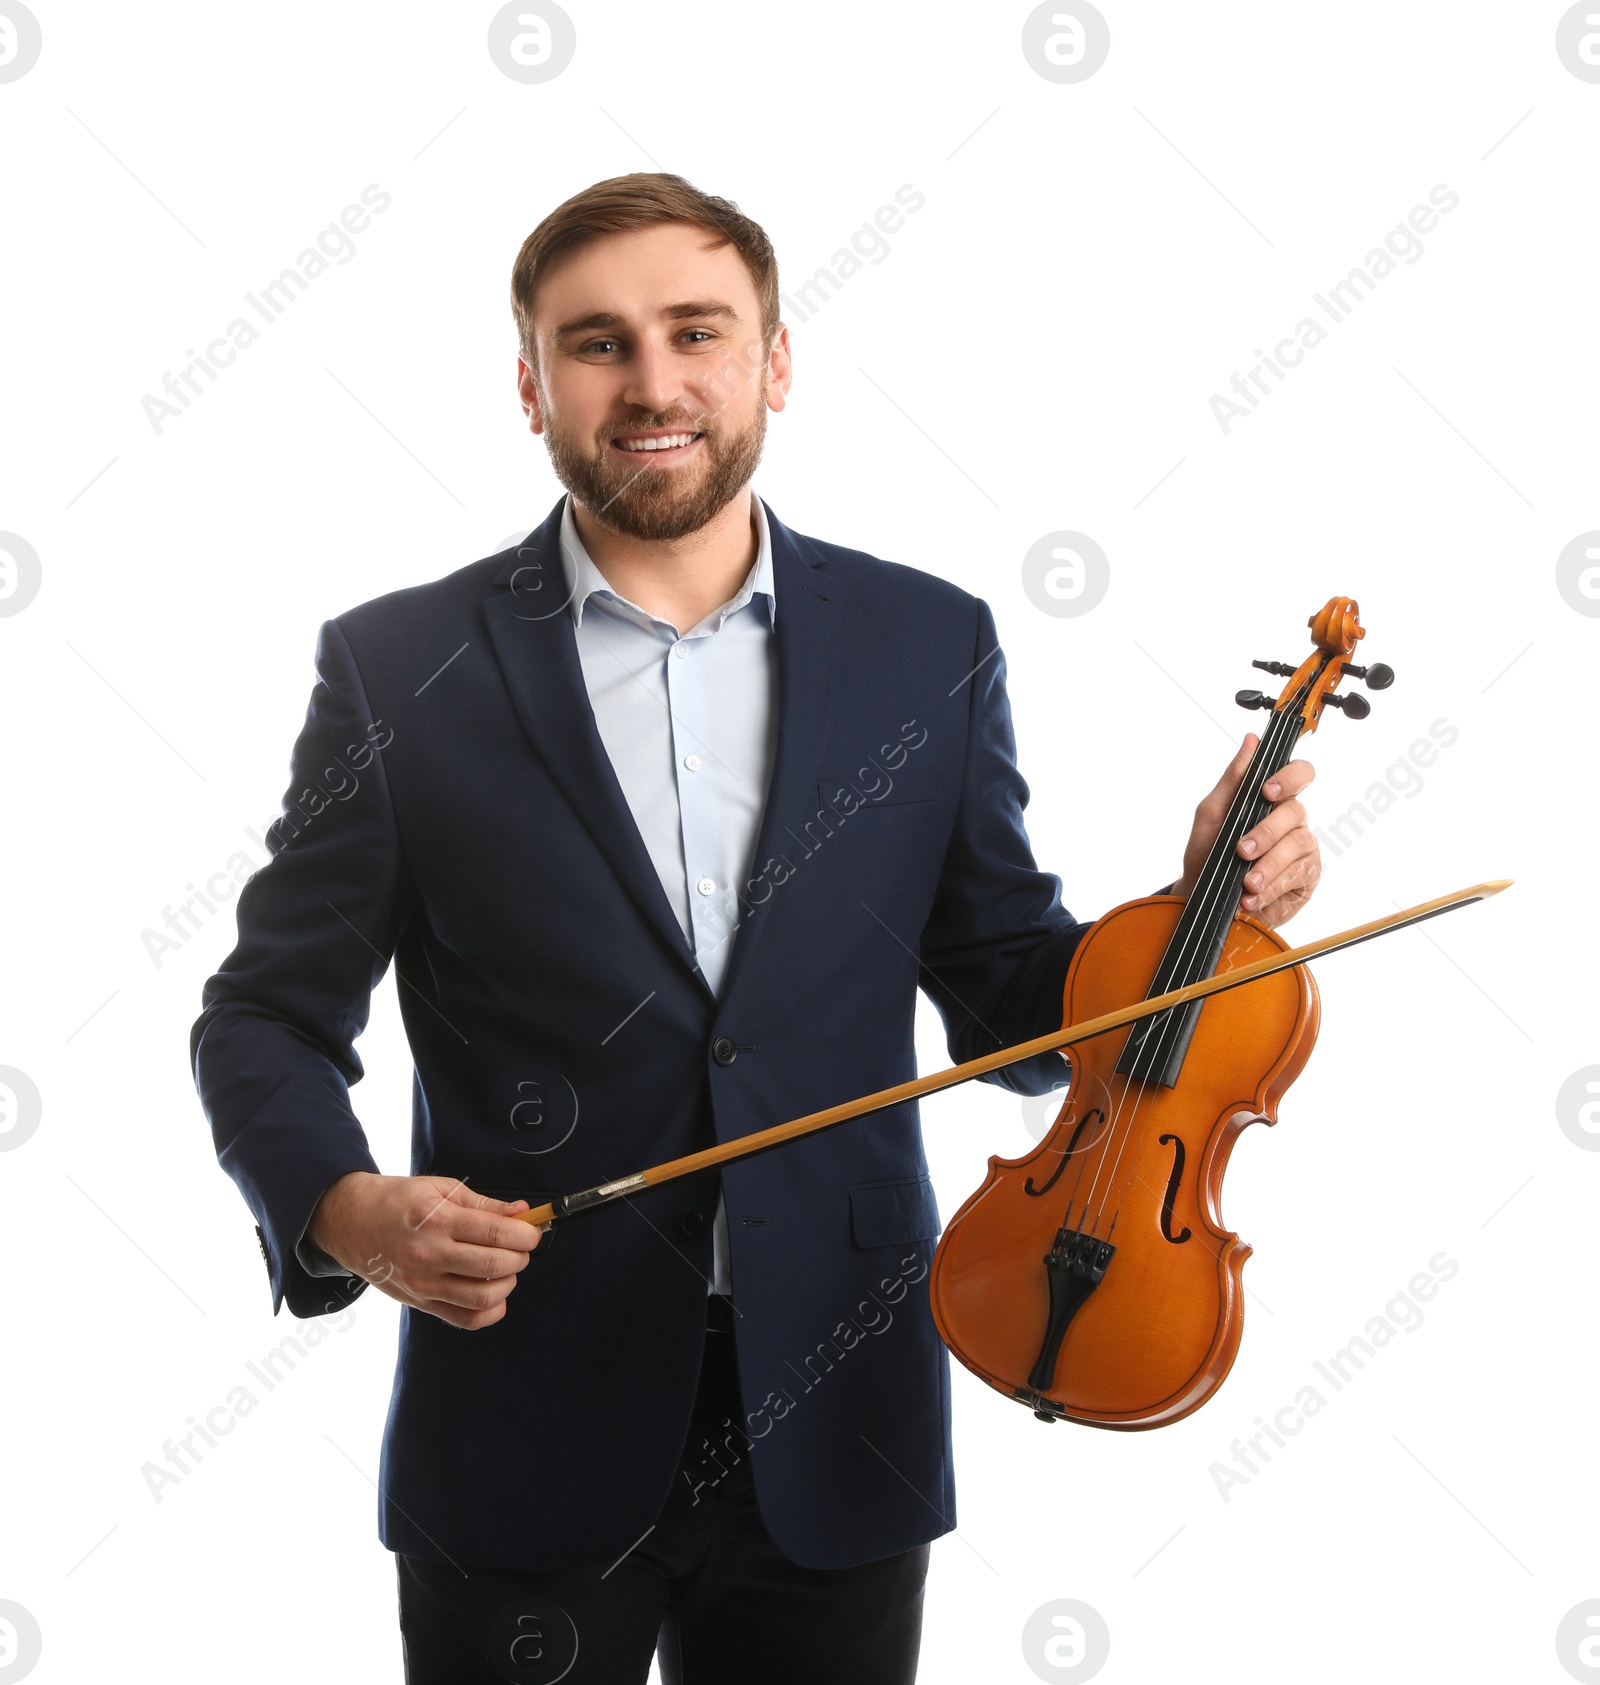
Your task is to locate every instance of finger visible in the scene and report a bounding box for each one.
[434,1239,536,1279]
[428,1179,529,1216]
[415,1293,512,1332]
[1244,875,1317,924]
[1238,798,1306,863]
[1242,824,1319,900]
[1241,831,1320,912]
[1244,820,1318,889]
[1252,884,1313,930]
[420,1271,521,1314]
[410,1184,541,1251]
[1203,734,1258,812]
[1262,757,1315,803]
[438,1207,544,1255]
[1190,736,1259,834]
[407,1178,493,1238]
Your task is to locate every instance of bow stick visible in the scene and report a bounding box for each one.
[511,880,1510,1231]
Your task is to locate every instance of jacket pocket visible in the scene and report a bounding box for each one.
[849,1175,941,1248]
[817,766,936,812]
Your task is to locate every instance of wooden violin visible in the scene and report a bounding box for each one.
[928,595,1392,1427]
[512,597,1506,1431]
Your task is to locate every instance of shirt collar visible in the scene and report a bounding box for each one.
[558,492,776,635]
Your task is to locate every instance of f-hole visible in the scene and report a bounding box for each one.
[1157,1132,1192,1244]
[1025,1107,1104,1198]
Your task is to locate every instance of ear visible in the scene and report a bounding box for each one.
[764,325,794,415]
[516,357,545,435]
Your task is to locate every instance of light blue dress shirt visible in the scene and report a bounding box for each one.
[559,491,778,1295]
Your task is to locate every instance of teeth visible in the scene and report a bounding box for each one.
[616,432,698,451]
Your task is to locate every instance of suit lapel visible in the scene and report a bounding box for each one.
[479,497,843,1008]
[480,502,707,990]
[716,503,843,1008]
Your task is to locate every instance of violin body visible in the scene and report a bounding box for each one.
[930,895,1319,1429]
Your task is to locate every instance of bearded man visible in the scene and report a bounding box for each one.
[192,173,1319,1684]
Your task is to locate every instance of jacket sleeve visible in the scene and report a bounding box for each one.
[190,618,409,1317]
[918,599,1089,1096]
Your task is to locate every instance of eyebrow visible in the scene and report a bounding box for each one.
[551,300,741,343]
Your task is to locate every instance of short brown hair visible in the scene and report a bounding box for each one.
[510,172,779,365]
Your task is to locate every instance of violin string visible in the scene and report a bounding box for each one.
[1083,700,1306,1234]
[1129,702,1309,1087]
[1071,711,1289,1230]
[1107,704,1303,1156]
[1056,1091,1111,1234]
[1071,699,1308,1238]
[1147,698,1306,1013]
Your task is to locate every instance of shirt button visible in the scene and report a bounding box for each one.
[673,642,688,659]
[680,1208,706,1235]
[712,1037,738,1066]
[697,876,716,896]
[683,754,701,772]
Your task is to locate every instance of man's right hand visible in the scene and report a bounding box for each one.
[306,1172,543,1330]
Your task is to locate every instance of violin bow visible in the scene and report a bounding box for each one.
[510,879,1511,1231]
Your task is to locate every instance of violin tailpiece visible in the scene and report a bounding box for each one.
[1019,1227,1117,1421]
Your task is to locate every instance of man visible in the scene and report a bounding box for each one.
[192,174,1318,1683]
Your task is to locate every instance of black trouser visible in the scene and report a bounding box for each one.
[396,1298,929,1684]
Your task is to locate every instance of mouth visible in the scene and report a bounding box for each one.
[608,428,706,463]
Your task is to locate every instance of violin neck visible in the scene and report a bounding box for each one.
[1118,705,1306,1088]
[1186,709,1307,947]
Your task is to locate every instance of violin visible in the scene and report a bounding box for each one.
[928,596,1394,1427]
[513,597,1505,1433]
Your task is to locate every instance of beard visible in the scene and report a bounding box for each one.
[538,379,769,542]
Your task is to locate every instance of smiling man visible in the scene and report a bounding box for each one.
[192,174,1320,1684]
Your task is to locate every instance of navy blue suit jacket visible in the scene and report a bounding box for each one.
[191,497,1087,1573]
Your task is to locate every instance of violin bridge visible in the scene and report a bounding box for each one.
[1017,1227,1116,1422]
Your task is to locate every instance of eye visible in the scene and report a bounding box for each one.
[680,329,716,345]
[581,338,622,356]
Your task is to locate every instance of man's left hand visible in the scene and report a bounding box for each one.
[1171,734,1320,930]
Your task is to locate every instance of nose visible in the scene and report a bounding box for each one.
[621,337,687,418]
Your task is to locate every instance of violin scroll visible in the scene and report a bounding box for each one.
[1309,595,1365,656]
[1235,595,1396,736]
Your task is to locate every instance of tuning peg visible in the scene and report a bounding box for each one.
[1251,660,1297,677]
[1235,689,1275,711]
[1343,661,1394,690]
[1324,692,1371,720]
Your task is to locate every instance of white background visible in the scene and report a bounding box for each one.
[1,3,1595,1681]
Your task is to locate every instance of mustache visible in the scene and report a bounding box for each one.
[597,412,712,440]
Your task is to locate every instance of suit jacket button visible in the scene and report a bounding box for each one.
[712,1036,738,1066]
[680,1209,706,1235]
